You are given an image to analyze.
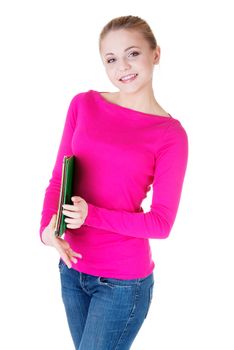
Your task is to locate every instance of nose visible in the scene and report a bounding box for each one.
[118,57,131,71]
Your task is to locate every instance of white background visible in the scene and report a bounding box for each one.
[0,0,233,349]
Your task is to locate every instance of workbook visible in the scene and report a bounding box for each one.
[54,155,75,237]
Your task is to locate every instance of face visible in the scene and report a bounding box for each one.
[99,29,160,92]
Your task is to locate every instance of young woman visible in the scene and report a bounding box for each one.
[40,15,189,350]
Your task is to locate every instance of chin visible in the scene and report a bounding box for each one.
[116,81,141,91]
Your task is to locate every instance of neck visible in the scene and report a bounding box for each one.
[117,86,160,114]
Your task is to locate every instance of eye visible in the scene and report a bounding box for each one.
[129,51,140,57]
[107,58,116,64]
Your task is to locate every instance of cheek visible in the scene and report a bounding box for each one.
[105,66,118,80]
[139,59,154,76]
[139,56,151,67]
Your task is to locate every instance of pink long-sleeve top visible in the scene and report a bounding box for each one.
[39,89,189,279]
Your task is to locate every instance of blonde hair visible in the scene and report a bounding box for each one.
[99,15,157,52]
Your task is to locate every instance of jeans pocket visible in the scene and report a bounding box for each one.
[58,258,67,273]
[145,282,154,319]
[98,276,139,288]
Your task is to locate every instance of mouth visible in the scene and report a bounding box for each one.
[119,73,138,83]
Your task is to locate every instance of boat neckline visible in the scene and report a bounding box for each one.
[90,90,173,120]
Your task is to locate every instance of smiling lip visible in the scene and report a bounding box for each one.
[119,73,138,81]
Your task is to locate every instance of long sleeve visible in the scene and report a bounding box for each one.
[39,94,79,242]
[84,121,189,239]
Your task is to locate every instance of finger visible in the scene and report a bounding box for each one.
[60,251,72,268]
[63,210,82,218]
[66,223,82,229]
[64,244,82,255]
[68,249,83,259]
[65,250,82,265]
[64,218,83,226]
[54,241,72,268]
[71,196,83,202]
[62,204,81,211]
[66,250,78,264]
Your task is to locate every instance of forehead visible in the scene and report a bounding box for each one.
[100,29,146,54]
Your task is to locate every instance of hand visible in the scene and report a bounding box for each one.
[41,214,82,269]
[62,196,88,229]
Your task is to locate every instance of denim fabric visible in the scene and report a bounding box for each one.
[58,258,154,350]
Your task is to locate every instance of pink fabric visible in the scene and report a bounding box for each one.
[39,89,188,279]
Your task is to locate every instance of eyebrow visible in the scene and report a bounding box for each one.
[105,46,141,57]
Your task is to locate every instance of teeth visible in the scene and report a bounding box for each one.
[120,74,137,81]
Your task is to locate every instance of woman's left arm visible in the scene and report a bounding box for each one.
[83,121,189,239]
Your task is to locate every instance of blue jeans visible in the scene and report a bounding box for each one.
[58,258,155,350]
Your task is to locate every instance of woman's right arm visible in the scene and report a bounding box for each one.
[39,93,80,241]
[39,93,83,267]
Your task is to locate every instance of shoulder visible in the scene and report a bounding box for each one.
[69,89,91,106]
[164,119,188,142]
[156,119,189,161]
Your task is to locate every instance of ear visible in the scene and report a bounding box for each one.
[153,45,161,65]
